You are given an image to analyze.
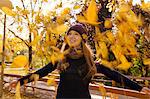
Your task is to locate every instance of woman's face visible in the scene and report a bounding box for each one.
[66,30,83,58]
[66,30,82,47]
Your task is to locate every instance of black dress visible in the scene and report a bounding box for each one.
[19,56,142,99]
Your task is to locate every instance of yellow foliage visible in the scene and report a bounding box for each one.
[30,35,41,46]
[47,76,56,86]
[143,58,150,65]
[141,2,150,10]
[56,16,65,24]
[111,45,122,62]
[31,74,39,84]
[82,34,88,41]
[61,8,70,15]
[0,0,13,9]
[116,62,132,71]
[73,5,81,10]
[43,0,48,2]
[50,52,65,65]
[104,18,112,28]
[98,42,108,60]
[120,55,128,63]
[106,31,115,44]
[11,55,28,69]
[15,82,21,99]
[101,59,113,69]
[1,7,16,16]
[22,10,29,16]
[77,0,100,25]
[50,24,69,35]
[99,83,107,99]
[86,0,97,22]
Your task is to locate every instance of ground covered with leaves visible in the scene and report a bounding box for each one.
[3,88,55,99]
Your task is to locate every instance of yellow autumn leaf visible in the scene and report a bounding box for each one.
[61,8,70,15]
[56,16,65,24]
[50,54,57,65]
[143,58,150,65]
[101,59,113,69]
[73,5,81,10]
[116,62,132,71]
[141,2,150,10]
[111,45,122,62]
[30,35,41,46]
[82,34,88,41]
[47,76,56,86]
[43,0,48,2]
[120,55,128,63]
[86,0,97,22]
[50,24,69,35]
[99,83,107,99]
[106,31,115,44]
[32,74,39,84]
[11,55,28,68]
[128,22,141,35]
[0,0,13,9]
[104,18,112,28]
[50,46,60,52]
[95,26,101,34]
[126,46,138,56]
[1,7,16,16]
[77,0,100,25]
[99,42,108,60]
[15,82,21,99]
[22,9,29,16]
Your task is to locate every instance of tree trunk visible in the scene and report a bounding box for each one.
[29,32,32,70]
[0,14,6,99]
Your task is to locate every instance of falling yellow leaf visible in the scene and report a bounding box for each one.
[30,35,41,46]
[11,55,28,68]
[43,0,48,2]
[50,54,57,65]
[77,0,101,25]
[0,0,13,9]
[99,42,108,60]
[120,55,128,63]
[15,82,21,99]
[143,58,150,65]
[73,5,81,9]
[116,62,132,71]
[47,76,56,86]
[56,16,65,24]
[104,18,112,28]
[106,31,115,44]
[50,24,69,35]
[1,7,16,16]
[101,59,113,69]
[61,8,70,15]
[86,0,97,22]
[99,83,107,99]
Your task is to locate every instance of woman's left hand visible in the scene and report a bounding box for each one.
[141,87,150,95]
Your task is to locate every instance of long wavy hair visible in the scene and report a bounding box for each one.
[81,41,97,80]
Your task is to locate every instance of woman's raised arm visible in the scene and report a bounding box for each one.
[19,62,57,86]
[95,63,143,91]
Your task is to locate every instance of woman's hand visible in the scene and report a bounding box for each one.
[141,87,150,95]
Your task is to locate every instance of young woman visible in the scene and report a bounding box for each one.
[10,24,150,98]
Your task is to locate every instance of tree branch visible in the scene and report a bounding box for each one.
[8,29,29,47]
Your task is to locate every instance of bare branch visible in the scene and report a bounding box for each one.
[8,29,29,47]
